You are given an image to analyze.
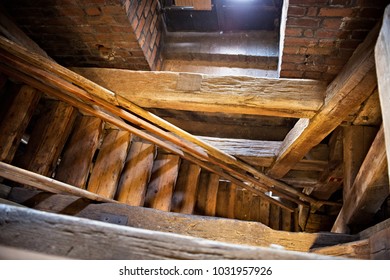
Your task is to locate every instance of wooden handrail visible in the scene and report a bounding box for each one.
[0,35,326,208]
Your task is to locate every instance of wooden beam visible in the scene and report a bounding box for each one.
[375,5,390,181]
[6,188,359,253]
[310,239,370,259]
[332,126,389,233]
[0,204,338,260]
[0,162,116,203]
[267,24,380,178]
[73,68,326,119]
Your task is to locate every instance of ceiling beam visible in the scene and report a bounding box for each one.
[375,5,390,181]
[73,67,326,119]
[331,126,389,234]
[267,23,380,179]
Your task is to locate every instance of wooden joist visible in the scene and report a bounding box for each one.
[116,141,156,206]
[4,188,359,253]
[267,23,380,179]
[55,115,103,189]
[144,153,181,212]
[0,204,338,260]
[73,68,326,119]
[204,173,219,216]
[310,239,370,259]
[0,85,40,163]
[87,129,131,199]
[16,100,77,177]
[171,160,201,214]
[375,5,390,181]
[332,126,389,233]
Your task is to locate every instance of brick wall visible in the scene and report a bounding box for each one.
[280,0,390,81]
[3,0,164,71]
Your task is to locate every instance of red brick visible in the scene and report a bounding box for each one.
[283,46,301,55]
[288,17,320,28]
[285,28,303,37]
[303,29,314,37]
[284,37,318,47]
[61,7,85,17]
[282,63,298,70]
[303,71,322,79]
[94,25,112,33]
[316,29,341,38]
[144,0,151,17]
[136,0,147,18]
[101,5,123,15]
[289,0,328,5]
[280,70,304,78]
[150,14,158,32]
[151,0,158,15]
[288,6,306,17]
[282,55,306,63]
[306,7,318,17]
[321,18,342,29]
[135,16,146,38]
[319,39,337,47]
[306,47,336,55]
[319,8,355,17]
[344,19,376,30]
[150,30,158,47]
[143,13,153,34]
[84,7,101,16]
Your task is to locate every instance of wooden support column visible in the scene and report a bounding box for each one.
[375,5,390,181]
[87,129,131,199]
[171,160,201,214]
[16,100,77,177]
[267,23,380,178]
[204,173,219,216]
[343,125,377,201]
[55,115,103,189]
[144,153,181,212]
[116,141,156,206]
[332,126,389,233]
[0,85,40,163]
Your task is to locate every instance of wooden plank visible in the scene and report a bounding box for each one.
[281,208,293,232]
[0,245,68,260]
[16,99,77,177]
[171,160,201,214]
[343,125,377,201]
[249,195,262,222]
[144,153,180,212]
[73,67,326,119]
[375,5,390,181]
[353,88,382,126]
[87,129,131,199]
[0,204,338,259]
[0,162,115,203]
[194,171,209,215]
[310,239,370,259]
[116,141,156,206]
[269,204,281,230]
[204,173,219,216]
[6,188,359,253]
[216,181,230,218]
[55,115,103,189]
[259,197,271,226]
[0,85,40,163]
[332,126,389,233]
[369,227,390,259]
[227,183,237,219]
[267,23,380,178]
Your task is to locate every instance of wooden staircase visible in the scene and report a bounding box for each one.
[0,81,296,231]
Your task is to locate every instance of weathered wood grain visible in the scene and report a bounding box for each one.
[268,23,380,178]
[73,67,326,119]
[144,153,180,211]
[375,5,390,181]
[0,85,40,163]
[116,141,156,206]
[204,173,219,216]
[6,188,359,253]
[16,100,77,177]
[332,126,389,233]
[88,129,131,199]
[0,204,339,259]
[310,239,370,259]
[353,88,382,126]
[55,115,103,189]
[171,160,201,214]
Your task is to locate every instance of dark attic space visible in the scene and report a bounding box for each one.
[0,0,390,260]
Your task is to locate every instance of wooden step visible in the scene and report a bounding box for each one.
[171,160,201,214]
[0,85,40,163]
[55,115,103,189]
[195,171,220,216]
[144,153,180,212]
[116,140,156,206]
[87,129,131,199]
[15,100,76,177]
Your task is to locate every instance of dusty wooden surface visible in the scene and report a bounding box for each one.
[5,187,358,253]
[73,67,326,119]
[0,204,340,260]
[310,239,370,259]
